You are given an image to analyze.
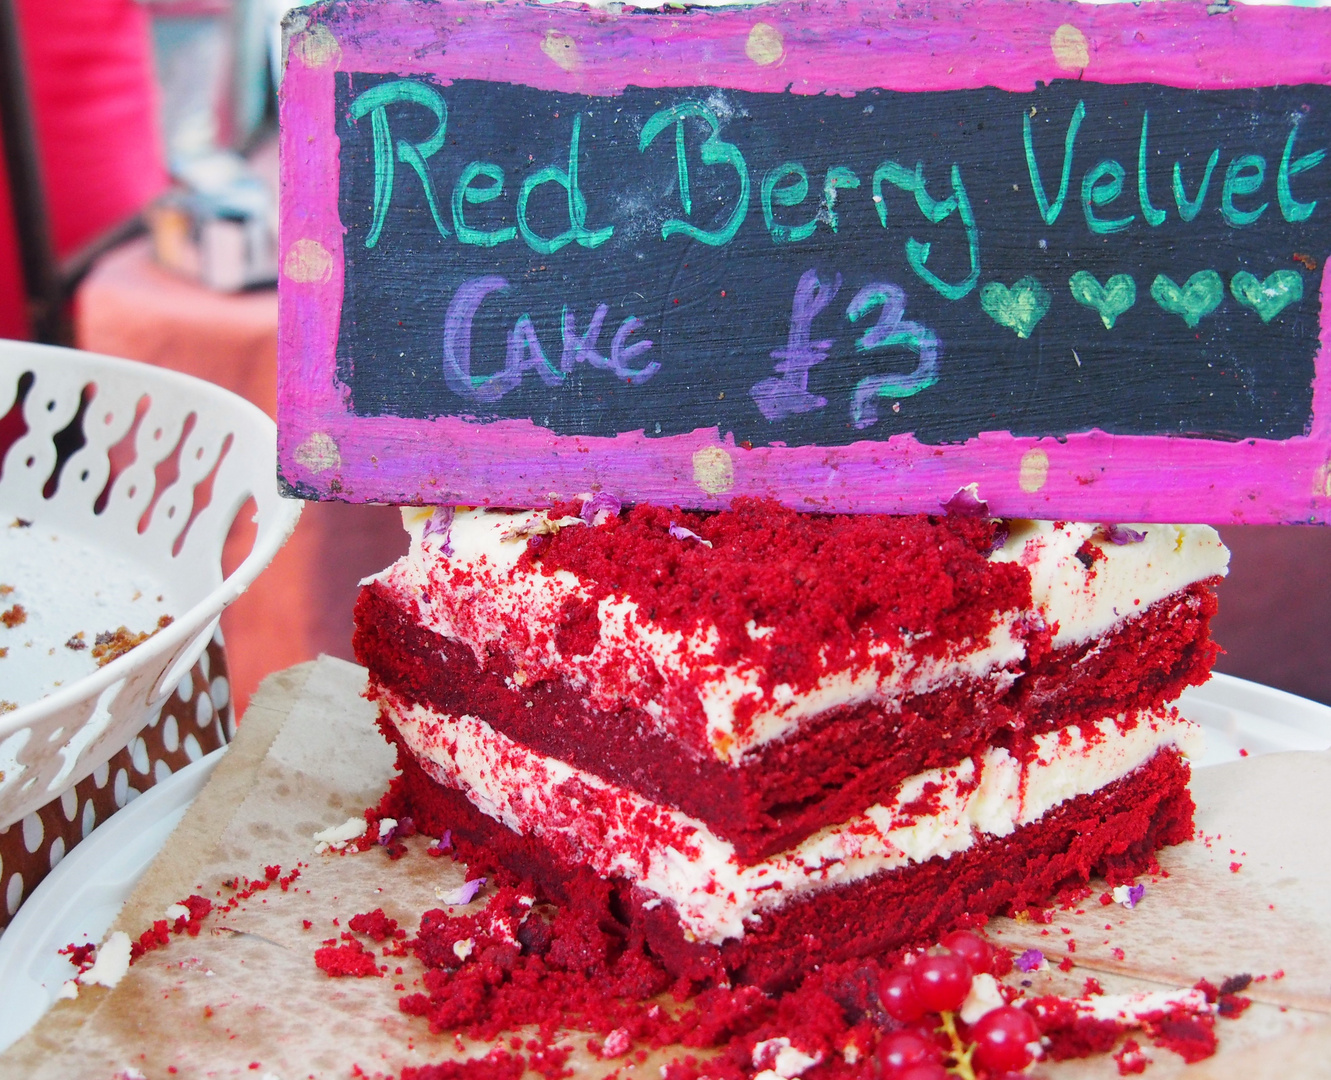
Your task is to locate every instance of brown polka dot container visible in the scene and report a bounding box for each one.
[0,637,232,930]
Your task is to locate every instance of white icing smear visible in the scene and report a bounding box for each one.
[990,521,1228,648]
[1039,988,1214,1024]
[386,690,1200,946]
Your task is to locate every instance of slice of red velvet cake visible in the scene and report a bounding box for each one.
[356,498,1227,991]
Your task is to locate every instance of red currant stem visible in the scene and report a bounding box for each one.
[936,1012,979,1080]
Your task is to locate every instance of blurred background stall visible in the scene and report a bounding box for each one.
[0,0,1327,713]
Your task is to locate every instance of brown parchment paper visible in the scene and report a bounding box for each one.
[2,655,1329,1080]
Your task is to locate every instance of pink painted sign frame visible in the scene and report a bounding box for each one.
[278,0,1331,522]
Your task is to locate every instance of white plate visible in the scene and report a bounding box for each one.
[1177,672,1331,765]
[0,748,223,1054]
[0,672,1327,1054]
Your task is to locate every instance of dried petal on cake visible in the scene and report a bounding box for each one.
[437,878,486,906]
[1099,524,1149,545]
[580,492,622,526]
[423,507,457,553]
[1015,948,1047,973]
[668,522,713,547]
[941,483,990,517]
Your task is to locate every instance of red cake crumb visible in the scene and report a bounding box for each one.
[519,499,1028,705]
[350,908,404,942]
[1113,1038,1150,1074]
[1218,973,1253,996]
[172,895,213,937]
[59,942,97,972]
[130,921,173,961]
[316,939,383,978]
[1218,994,1253,1019]
[1148,1008,1218,1063]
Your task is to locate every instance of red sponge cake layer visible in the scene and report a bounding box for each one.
[378,728,1193,993]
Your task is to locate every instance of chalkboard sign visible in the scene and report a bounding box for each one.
[278,0,1331,523]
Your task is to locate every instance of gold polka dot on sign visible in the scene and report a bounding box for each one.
[541,30,579,72]
[1019,448,1050,493]
[290,24,341,69]
[294,431,341,474]
[283,238,334,285]
[1051,24,1089,71]
[693,447,735,495]
[746,23,784,66]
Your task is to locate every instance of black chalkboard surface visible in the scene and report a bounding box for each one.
[334,77,1328,446]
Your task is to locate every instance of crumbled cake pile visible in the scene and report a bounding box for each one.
[64,836,1253,1080]
[89,615,175,667]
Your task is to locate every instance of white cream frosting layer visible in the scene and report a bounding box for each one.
[990,520,1229,648]
[386,689,1201,946]
[371,509,1226,764]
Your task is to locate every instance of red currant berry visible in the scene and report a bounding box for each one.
[940,929,994,975]
[879,968,926,1022]
[877,1030,942,1076]
[910,952,973,1014]
[970,1005,1041,1073]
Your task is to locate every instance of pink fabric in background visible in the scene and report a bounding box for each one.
[0,0,168,337]
[15,0,167,257]
[0,142,27,340]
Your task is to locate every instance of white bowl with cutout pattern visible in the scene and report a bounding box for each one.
[0,341,301,832]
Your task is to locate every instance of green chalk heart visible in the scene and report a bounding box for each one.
[1231,269,1304,323]
[1150,270,1223,328]
[1069,271,1136,329]
[980,276,1051,339]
